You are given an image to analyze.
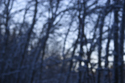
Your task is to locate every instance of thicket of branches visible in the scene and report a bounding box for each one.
[0,0,125,83]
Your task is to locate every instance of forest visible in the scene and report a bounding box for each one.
[0,0,125,83]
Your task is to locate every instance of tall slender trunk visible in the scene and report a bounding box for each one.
[1,0,13,82]
[78,0,86,83]
[101,1,111,83]
[112,0,119,83]
[96,9,105,83]
[103,26,112,83]
[118,0,125,83]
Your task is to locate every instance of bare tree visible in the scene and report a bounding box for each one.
[112,0,119,83]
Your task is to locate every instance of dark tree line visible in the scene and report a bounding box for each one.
[0,0,125,83]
